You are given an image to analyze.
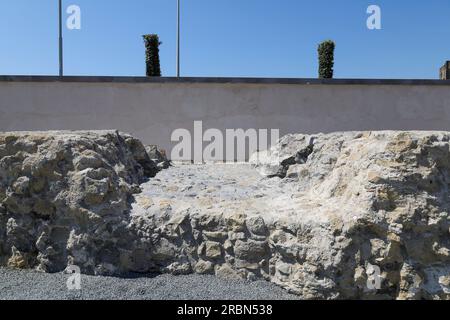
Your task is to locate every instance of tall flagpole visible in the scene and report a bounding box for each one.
[176,0,180,77]
[59,0,64,77]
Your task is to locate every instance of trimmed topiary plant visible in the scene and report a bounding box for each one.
[318,40,335,79]
[143,34,162,77]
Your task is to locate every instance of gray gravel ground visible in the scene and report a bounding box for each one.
[0,268,300,300]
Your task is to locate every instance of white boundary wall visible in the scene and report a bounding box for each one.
[1,77,450,159]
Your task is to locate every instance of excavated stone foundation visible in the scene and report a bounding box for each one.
[1,130,450,300]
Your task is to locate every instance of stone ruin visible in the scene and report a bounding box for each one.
[0,130,449,299]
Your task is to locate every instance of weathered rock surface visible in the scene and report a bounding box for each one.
[0,131,157,274]
[129,131,450,300]
[1,130,450,300]
[248,131,450,299]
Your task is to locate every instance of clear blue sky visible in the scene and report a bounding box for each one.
[0,0,449,78]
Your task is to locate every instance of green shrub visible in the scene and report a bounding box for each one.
[318,40,335,79]
[143,34,162,77]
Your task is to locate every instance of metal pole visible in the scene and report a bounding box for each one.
[176,0,180,77]
[59,0,63,76]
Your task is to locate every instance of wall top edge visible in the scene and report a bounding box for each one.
[1,75,450,86]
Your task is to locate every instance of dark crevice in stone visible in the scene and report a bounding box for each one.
[273,137,316,178]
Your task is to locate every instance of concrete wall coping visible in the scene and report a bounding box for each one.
[1,75,450,86]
